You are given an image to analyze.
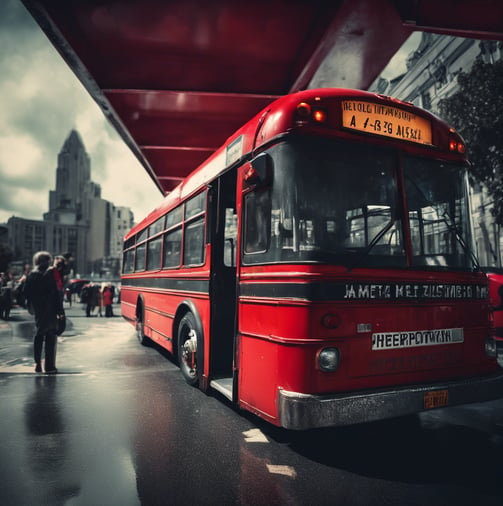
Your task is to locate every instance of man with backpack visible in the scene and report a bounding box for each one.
[24,251,65,374]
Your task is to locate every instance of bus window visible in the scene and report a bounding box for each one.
[166,206,183,229]
[137,229,147,244]
[244,189,270,254]
[345,205,401,255]
[243,139,404,266]
[163,228,182,268]
[149,216,165,237]
[122,249,134,274]
[183,217,205,266]
[147,236,162,271]
[135,243,146,271]
[185,192,206,219]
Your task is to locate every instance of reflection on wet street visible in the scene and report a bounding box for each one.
[1,305,503,505]
[24,375,80,505]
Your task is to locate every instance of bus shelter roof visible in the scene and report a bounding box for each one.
[21,0,503,195]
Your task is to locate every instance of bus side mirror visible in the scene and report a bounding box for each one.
[243,153,272,190]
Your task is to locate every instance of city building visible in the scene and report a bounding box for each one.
[4,130,134,277]
[371,33,503,266]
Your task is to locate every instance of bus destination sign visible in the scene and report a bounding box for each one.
[342,100,432,145]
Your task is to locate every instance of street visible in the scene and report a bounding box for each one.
[1,304,503,505]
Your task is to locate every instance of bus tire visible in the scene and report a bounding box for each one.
[136,302,149,346]
[177,312,200,386]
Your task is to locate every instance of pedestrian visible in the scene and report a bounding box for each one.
[24,251,64,374]
[83,282,102,316]
[95,283,103,317]
[0,272,13,320]
[82,282,95,316]
[102,283,114,317]
[65,286,72,306]
[14,264,31,308]
[53,255,66,304]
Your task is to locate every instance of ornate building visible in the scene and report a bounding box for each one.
[6,130,134,276]
[371,33,503,266]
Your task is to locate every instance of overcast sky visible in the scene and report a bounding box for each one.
[0,0,163,224]
[0,0,419,225]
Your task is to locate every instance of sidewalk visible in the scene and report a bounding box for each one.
[0,306,35,339]
[0,303,120,375]
[0,302,87,339]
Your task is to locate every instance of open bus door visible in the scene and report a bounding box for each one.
[208,170,238,400]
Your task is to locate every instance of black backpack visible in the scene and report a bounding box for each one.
[24,271,44,314]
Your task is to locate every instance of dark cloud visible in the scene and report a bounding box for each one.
[0,173,47,220]
[12,93,77,153]
[0,0,35,29]
[87,126,115,180]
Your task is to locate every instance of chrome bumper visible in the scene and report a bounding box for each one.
[278,372,503,430]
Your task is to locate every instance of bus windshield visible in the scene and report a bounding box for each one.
[244,138,475,270]
[404,156,476,269]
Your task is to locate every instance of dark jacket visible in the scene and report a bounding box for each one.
[25,267,64,333]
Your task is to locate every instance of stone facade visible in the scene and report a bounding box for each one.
[371,33,503,267]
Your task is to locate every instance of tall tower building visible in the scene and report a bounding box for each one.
[7,129,134,277]
[44,129,96,225]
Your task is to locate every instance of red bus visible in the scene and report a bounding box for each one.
[483,267,503,356]
[121,88,503,429]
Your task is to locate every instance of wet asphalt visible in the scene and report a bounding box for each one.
[1,304,503,506]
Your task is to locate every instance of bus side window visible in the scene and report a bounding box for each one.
[244,189,270,254]
[224,207,237,267]
[135,243,146,272]
[163,228,182,268]
[183,217,205,266]
[122,249,134,273]
[146,237,162,271]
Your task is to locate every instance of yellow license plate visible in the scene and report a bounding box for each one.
[424,389,449,409]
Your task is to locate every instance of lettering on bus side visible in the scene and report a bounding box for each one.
[238,281,488,301]
[343,283,488,300]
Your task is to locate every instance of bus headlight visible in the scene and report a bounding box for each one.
[318,347,340,372]
[485,337,497,358]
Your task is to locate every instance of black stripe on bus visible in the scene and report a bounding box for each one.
[122,277,209,294]
[239,281,488,302]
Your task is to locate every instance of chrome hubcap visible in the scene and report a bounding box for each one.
[182,328,197,377]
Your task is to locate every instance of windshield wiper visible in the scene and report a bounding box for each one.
[439,211,480,271]
[406,175,479,271]
[346,218,396,272]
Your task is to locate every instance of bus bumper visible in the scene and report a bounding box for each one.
[277,372,503,430]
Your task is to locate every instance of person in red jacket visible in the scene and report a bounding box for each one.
[102,283,114,317]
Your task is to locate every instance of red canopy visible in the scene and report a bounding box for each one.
[22,0,503,195]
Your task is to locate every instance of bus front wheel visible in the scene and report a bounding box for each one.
[177,312,199,386]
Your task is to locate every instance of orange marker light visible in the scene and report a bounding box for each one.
[313,109,327,123]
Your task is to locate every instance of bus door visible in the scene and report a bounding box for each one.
[208,170,238,399]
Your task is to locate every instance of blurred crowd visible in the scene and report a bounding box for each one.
[0,255,119,320]
[78,281,118,317]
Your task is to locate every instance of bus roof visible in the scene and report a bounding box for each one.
[126,87,464,238]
